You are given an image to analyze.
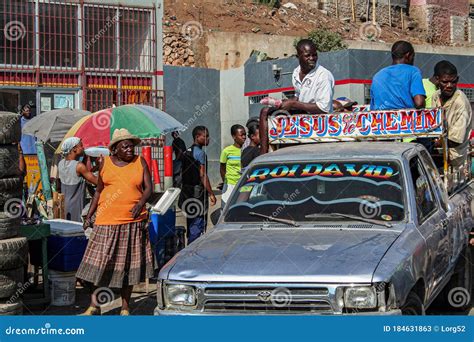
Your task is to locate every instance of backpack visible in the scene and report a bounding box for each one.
[181,145,202,186]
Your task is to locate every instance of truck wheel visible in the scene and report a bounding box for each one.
[0,113,21,144]
[0,238,28,271]
[0,177,22,209]
[433,247,472,312]
[0,300,23,315]
[401,292,424,315]
[0,213,20,240]
[0,267,24,299]
[0,146,20,178]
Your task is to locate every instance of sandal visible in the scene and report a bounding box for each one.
[79,306,101,316]
[120,309,130,316]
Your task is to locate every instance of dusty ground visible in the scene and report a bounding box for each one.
[24,198,218,316]
[163,0,426,45]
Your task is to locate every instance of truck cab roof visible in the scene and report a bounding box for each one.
[254,141,419,164]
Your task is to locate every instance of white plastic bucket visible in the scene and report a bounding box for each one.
[49,270,76,306]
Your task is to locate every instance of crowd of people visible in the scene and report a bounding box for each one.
[46,38,473,315]
[171,38,473,249]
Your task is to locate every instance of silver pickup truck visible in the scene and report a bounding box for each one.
[156,142,472,315]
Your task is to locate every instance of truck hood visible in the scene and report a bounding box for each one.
[163,226,401,283]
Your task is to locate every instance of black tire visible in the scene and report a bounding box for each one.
[0,145,20,178]
[432,247,472,312]
[0,238,28,271]
[0,177,22,209]
[0,300,22,315]
[0,212,20,240]
[0,267,24,299]
[0,113,21,144]
[401,291,424,315]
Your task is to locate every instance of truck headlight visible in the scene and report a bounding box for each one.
[165,284,196,306]
[344,286,377,309]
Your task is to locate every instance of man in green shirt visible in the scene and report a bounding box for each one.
[220,124,246,208]
[422,64,439,108]
[416,61,444,151]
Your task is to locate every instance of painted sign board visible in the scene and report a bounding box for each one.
[24,155,41,193]
[268,108,443,144]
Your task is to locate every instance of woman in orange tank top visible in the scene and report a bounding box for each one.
[77,129,154,316]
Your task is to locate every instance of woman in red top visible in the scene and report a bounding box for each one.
[77,129,154,315]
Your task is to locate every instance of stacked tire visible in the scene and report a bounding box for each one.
[0,112,27,315]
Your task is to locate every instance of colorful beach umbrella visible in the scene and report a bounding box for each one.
[57,105,184,152]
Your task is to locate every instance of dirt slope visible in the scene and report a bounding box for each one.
[163,0,425,44]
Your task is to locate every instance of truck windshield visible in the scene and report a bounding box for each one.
[223,161,405,223]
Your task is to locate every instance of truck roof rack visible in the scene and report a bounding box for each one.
[259,107,472,194]
[266,108,443,145]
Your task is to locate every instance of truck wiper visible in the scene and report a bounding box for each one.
[305,212,392,228]
[248,211,300,227]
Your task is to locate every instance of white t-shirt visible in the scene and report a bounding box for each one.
[292,63,335,113]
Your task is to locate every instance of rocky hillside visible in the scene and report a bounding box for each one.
[162,0,429,67]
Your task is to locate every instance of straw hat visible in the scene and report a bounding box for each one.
[108,128,141,149]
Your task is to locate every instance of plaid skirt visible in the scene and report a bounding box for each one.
[76,220,154,288]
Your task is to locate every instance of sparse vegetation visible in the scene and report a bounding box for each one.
[254,0,281,8]
[296,29,347,52]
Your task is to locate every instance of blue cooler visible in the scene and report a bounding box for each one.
[45,219,88,272]
[148,209,176,245]
[148,209,176,268]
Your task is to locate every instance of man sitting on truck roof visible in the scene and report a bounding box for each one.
[370,41,426,111]
[278,39,334,114]
[431,61,472,168]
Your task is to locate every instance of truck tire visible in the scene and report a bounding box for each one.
[0,213,20,240]
[0,300,22,315]
[0,177,22,209]
[0,113,21,144]
[0,145,20,178]
[0,238,28,271]
[0,267,24,299]
[432,247,472,312]
[401,292,424,315]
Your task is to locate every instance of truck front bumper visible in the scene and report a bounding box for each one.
[154,307,402,316]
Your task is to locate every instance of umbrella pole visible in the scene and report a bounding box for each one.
[35,141,53,219]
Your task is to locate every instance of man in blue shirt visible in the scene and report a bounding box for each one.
[19,104,37,155]
[370,41,426,110]
[179,126,216,244]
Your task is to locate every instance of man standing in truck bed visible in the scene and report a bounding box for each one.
[370,41,426,110]
[278,39,334,114]
[431,61,472,168]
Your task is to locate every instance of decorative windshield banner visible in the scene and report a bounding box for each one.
[246,162,398,183]
[268,108,443,144]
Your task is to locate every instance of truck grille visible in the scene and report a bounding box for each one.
[202,286,333,313]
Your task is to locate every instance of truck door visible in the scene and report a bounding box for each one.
[409,155,448,298]
[418,150,453,266]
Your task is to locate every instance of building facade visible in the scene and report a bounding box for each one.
[0,0,164,114]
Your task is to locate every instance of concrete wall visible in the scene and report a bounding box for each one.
[194,31,297,70]
[163,65,221,184]
[220,67,249,147]
[244,47,474,107]
[164,65,249,185]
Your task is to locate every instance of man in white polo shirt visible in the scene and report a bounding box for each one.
[279,39,335,113]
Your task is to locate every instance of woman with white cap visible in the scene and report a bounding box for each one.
[77,128,154,316]
[58,137,98,222]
